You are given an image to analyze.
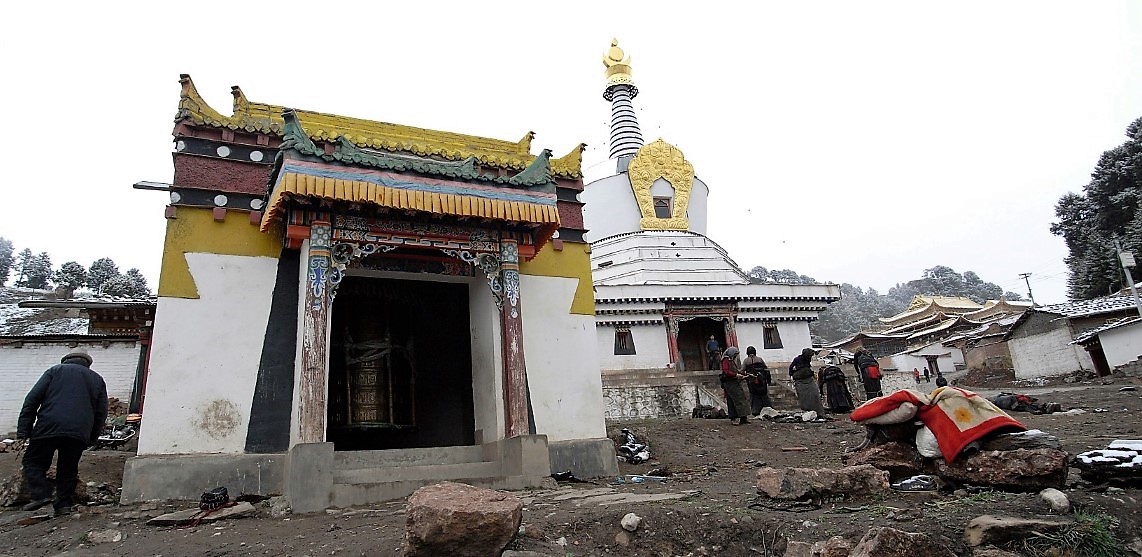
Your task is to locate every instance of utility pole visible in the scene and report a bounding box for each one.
[1114,239,1142,318]
[1018,273,1036,306]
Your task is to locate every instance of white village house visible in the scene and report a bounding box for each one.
[582,42,840,419]
[1006,294,1141,378]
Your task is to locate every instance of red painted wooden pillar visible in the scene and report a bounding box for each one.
[724,316,739,350]
[299,222,333,444]
[499,239,530,437]
[665,316,682,371]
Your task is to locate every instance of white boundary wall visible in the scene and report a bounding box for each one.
[0,340,139,434]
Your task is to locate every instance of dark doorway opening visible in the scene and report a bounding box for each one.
[925,356,940,375]
[677,317,725,372]
[328,276,474,451]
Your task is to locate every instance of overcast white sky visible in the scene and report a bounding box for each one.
[1,1,1139,305]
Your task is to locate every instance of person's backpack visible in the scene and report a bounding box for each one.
[866,365,882,380]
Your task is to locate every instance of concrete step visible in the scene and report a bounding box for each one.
[334,445,486,469]
[331,474,541,508]
[333,460,500,484]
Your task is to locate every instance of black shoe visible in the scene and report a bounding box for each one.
[22,497,52,512]
[53,505,75,517]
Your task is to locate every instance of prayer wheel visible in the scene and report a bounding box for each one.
[345,308,392,425]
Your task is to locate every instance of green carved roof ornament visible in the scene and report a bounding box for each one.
[279,109,554,189]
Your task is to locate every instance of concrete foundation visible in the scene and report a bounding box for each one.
[120,453,286,503]
[122,435,569,511]
[286,442,334,513]
[548,438,619,479]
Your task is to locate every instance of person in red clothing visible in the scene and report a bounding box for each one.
[720,347,750,425]
[912,368,921,384]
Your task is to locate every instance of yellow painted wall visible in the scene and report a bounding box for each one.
[520,242,594,315]
[158,208,283,299]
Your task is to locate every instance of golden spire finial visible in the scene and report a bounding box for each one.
[603,39,633,86]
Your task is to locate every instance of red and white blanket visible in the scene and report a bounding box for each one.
[851,386,1026,461]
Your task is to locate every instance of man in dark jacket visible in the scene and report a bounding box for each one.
[852,347,883,400]
[17,351,108,515]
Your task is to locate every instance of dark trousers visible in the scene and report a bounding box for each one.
[22,436,86,510]
[748,382,772,415]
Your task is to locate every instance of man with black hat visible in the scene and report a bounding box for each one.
[16,351,107,516]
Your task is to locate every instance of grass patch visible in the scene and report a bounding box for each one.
[1018,512,1124,557]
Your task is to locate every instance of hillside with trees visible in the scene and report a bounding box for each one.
[1051,115,1142,300]
[747,265,1022,343]
[0,236,150,298]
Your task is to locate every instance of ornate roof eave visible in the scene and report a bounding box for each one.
[278,110,556,190]
[174,74,583,179]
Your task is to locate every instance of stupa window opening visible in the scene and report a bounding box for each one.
[614,328,636,355]
[653,197,672,219]
[763,325,783,350]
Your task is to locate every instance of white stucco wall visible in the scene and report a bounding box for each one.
[468,277,503,444]
[1009,327,1094,378]
[596,323,670,370]
[1100,322,1142,368]
[0,340,140,434]
[138,253,279,455]
[735,321,813,365]
[580,173,710,242]
[581,174,641,242]
[521,275,606,441]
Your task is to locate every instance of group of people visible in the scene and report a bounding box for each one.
[911,367,931,383]
[716,342,859,425]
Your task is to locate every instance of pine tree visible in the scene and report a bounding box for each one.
[23,252,53,289]
[13,248,33,287]
[124,268,151,297]
[0,237,13,286]
[55,261,87,290]
[99,275,134,298]
[1052,116,1142,299]
[88,257,120,292]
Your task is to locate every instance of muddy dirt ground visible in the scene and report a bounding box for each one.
[1,376,1140,557]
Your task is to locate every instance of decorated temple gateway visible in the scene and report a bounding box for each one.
[122,76,615,510]
[582,42,842,418]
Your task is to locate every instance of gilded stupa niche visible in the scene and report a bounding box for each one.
[627,139,693,231]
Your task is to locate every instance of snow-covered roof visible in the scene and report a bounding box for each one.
[879,296,983,325]
[820,331,908,349]
[1073,317,1142,345]
[19,297,156,309]
[1038,295,1140,319]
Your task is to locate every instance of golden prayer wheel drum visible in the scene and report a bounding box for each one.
[346,310,391,425]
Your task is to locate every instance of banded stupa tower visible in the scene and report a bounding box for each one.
[603,40,644,164]
[581,41,841,419]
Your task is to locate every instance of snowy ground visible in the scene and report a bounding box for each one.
[0,287,88,336]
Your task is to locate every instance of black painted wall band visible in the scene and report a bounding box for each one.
[245,249,300,453]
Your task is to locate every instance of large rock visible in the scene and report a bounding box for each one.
[934,449,1068,491]
[756,465,889,501]
[841,442,925,480]
[145,502,257,526]
[404,482,523,557]
[963,515,1070,547]
[850,527,956,557]
[819,536,853,557]
[783,541,813,557]
[980,430,1061,451]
